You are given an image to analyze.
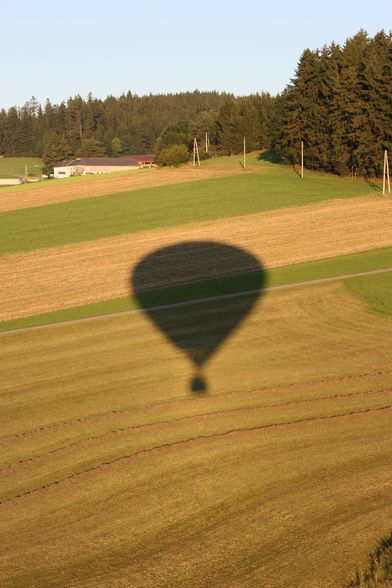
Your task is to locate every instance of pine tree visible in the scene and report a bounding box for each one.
[42,135,72,172]
[355,31,392,176]
[0,109,7,155]
[337,31,369,175]
[215,97,242,155]
[281,48,319,166]
[4,107,20,156]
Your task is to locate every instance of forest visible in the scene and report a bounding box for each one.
[0,29,391,176]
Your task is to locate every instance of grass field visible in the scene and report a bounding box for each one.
[0,169,377,254]
[1,154,391,587]
[0,156,43,179]
[2,195,392,323]
[1,246,392,332]
[0,163,246,209]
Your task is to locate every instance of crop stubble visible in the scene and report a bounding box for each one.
[1,196,392,321]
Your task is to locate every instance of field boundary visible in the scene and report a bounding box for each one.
[2,266,391,337]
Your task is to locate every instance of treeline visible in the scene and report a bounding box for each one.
[155,30,392,176]
[278,29,392,177]
[0,90,276,170]
[0,30,391,176]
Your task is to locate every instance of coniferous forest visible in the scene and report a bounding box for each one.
[0,30,391,177]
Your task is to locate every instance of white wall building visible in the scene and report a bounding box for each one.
[53,155,155,178]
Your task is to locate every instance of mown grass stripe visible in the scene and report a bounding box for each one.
[2,267,392,337]
[0,170,374,254]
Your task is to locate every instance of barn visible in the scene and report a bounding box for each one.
[53,155,155,178]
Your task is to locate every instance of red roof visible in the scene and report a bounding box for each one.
[75,157,139,167]
[130,154,155,163]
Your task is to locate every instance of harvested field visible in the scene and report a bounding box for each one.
[2,196,392,321]
[0,164,248,212]
[1,283,392,586]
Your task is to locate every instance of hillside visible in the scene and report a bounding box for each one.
[1,154,391,587]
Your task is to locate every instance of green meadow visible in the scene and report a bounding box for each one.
[0,156,43,179]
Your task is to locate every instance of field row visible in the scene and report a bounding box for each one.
[2,196,392,322]
[0,168,377,254]
[1,248,391,333]
[1,281,392,586]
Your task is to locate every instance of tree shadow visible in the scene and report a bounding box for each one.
[257,150,284,164]
[131,241,266,394]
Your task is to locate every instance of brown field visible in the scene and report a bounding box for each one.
[2,195,392,321]
[0,164,249,212]
[1,283,392,586]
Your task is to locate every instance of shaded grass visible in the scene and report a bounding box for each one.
[1,246,391,332]
[0,167,375,254]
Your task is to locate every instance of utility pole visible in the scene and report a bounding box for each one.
[193,137,200,167]
[205,132,209,154]
[195,137,200,166]
[243,136,246,171]
[301,141,304,179]
[383,150,391,195]
[24,164,28,182]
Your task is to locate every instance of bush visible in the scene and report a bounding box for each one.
[157,144,189,167]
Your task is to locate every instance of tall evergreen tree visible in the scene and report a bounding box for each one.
[42,134,72,172]
[278,30,392,177]
[355,31,392,176]
[215,97,242,155]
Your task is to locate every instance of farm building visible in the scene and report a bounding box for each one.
[53,155,155,178]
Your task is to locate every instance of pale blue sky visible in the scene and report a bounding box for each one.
[1,0,391,110]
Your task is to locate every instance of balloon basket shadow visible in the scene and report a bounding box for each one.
[191,374,207,394]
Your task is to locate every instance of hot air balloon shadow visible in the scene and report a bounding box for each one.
[131,241,266,393]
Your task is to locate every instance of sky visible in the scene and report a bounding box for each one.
[1,0,392,110]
